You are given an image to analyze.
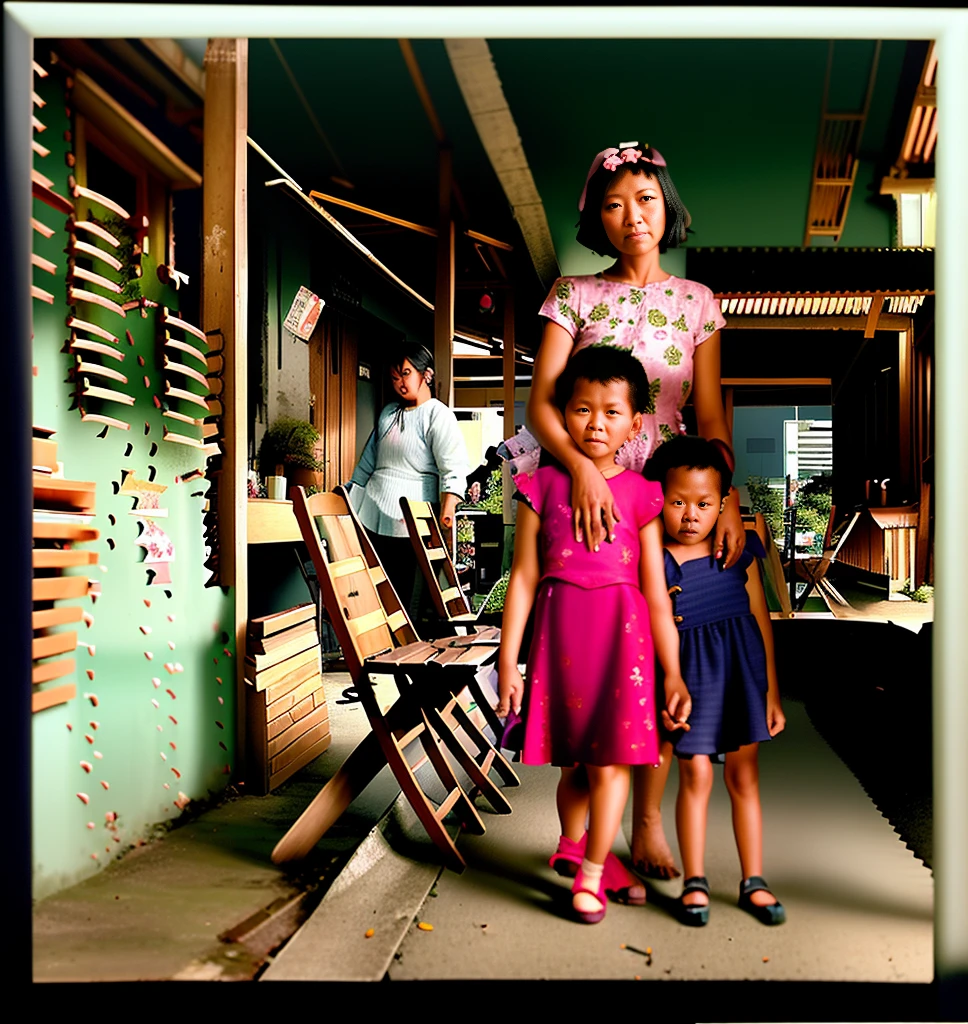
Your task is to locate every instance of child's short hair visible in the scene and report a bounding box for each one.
[645,435,734,495]
[554,345,651,414]
[577,148,690,257]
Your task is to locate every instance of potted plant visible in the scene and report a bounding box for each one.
[257,417,325,493]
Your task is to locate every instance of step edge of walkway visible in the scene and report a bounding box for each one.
[257,793,450,982]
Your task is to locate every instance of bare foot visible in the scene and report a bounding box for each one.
[631,819,681,880]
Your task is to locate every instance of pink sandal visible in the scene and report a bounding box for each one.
[602,852,647,906]
[550,834,646,906]
[549,834,586,878]
[571,864,607,924]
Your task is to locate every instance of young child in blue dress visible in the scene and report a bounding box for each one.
[645,435,787,926]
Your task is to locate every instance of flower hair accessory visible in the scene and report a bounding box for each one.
[578,141,668,212]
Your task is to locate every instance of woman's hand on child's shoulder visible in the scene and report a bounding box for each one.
[662,675,692,733]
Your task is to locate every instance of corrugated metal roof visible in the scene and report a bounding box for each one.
[687,246,934,294]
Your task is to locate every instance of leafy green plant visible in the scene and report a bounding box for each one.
[900,578,934,603]
[482,571,510,613]
[477,467,504,516]
[92,213,142,304]
[746,476,784,542]
[257,417,323,474]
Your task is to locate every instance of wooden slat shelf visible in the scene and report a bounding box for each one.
[33,476,96,512]
[248,499,302,545]
[33,684,76,713]
[33,631,77,662]
[32,521,99,542]
[33,657,76,685]
[32,606,83,630]
[32,549,99,569]
[33,576,90,602]
[32,176,74,214]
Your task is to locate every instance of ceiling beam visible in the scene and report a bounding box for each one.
[445,39,559,290]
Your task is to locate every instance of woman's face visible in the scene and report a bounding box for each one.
[390,358,429,403]
[600,167,666,257]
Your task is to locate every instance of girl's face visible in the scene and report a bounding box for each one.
[600,167,666,257]
[661,465,723,546]
[564,377,642,471]
[390,359,430,404]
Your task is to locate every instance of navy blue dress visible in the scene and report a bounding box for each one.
[664,536,772,757]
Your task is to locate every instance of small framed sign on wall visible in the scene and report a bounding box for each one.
[284,286,325,341]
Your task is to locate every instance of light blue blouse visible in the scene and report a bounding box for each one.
[348,398,468,538]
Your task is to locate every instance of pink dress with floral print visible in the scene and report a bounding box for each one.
[500,274,726,484]
[519,465,665,768]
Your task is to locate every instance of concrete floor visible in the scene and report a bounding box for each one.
[33,664,937,1013]
[263,698,933,985]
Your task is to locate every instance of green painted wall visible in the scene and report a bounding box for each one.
[488,39,905,264]
[31,69,235,900]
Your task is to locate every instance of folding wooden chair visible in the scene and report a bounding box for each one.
[399,497,508,742]
[271,487,518,872]
[400,497,477,625]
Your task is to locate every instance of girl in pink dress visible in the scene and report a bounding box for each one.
[501,140,743,881]
[496,346,691,924]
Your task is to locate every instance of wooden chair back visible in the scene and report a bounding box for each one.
[291,486,418,680]
[399,498,476,623]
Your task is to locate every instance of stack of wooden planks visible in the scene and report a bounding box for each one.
[244,603,331,794]
[32,427,99,713]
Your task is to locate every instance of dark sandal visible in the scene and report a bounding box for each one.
[679,875,710,926]
[738,875,786,925]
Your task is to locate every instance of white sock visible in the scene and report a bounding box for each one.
[574,858,605,912]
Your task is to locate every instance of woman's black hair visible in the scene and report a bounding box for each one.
[554,345,651,415]
[390,341,435,379]
[576,147,690,257]
[644,435,734,495]
[380,342,437,437]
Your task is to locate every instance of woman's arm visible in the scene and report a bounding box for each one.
[640,518,690,731]
[348,421,380,489]
[496,502,542,716]
[691,333,745,569]
[528,320,622,551]
[745,558,785,737]
[428,403,469,532]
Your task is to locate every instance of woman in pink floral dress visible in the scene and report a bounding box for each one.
[502,141,743,881]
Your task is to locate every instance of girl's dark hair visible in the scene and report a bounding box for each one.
[576,150,689,257]
[644,435,733,495]
[554,345,651,414]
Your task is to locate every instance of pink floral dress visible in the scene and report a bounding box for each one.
[500,274,726,484]
[519,465,665,768]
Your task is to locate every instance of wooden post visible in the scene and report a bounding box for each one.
[503,289,516,528]
[203,39,248,769]
[435,146,454,407]
[897,322,914,498]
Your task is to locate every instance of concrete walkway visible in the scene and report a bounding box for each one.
[263,698,933,985]
[33,668,935,1010]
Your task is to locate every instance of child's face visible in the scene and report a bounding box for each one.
[600,167,667,257]
[564,377,642,470]
[661,465,723,546]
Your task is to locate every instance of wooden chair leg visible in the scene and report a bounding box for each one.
[446,690,520,789]
[376,711,468,873]
[424,698,514,815]
[463,669,506,746]
[412,710,486,836]
[271,729,386,864]
[362,681,472,873]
